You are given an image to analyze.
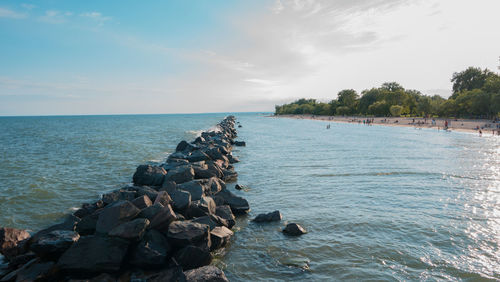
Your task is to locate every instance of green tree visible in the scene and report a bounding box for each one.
[337,89,359,113]
[451,67,496,97]
[389,105,403,117]
[368,101,390,116]
[336,106,350,116]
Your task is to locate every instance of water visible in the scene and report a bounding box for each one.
[1,114,499,281]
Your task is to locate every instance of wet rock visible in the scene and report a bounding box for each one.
[130,230,171,269]
[174,245,212,271]
[57,235,129,273]
[150,205,177,234]
[95,201,141,234]
[15,260,55,282]
[222,169,238,183]
[227,154,239,164]
[205,177,224,195]
[138,203,164,221]
[203,148,223,161]
[102,190,136,205]
[0,228,30,261]
[166,221,210,249]
[185,196,216,218]
[30,230,80,259]
[131,186,159,201]
[193,167,218,180]
[184,265,229,282]
[169,189,191,211]
[210,226,233,251]
[164,166,195,184]
[213,189,249,215]
[73,200,104,218]
[186,150,211,163]
[215,205,236,229]
[234,141,246,146]
[132,195,153,209]
[108,218,150,240]
[253,210,282,223]
[75,209,103,236]
[176,140,198,153]
[283,223,307,236]
[154,191,172,206]
[160,180,177,193]
[177,181,204,201]
[133,165,167,187]
[191,214,228,230]
[30,215,81,245]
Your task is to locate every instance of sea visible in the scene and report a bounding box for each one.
[0,113,498,281]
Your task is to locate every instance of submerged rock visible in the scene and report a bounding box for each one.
[213,189,249,214]
[283,223,307,236]
[253,210,282,223]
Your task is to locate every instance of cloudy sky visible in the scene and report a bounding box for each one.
[0,0,499,116]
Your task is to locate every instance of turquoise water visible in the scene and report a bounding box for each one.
[1,113,499,281]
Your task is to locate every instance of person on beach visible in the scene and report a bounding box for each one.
[479,129,482,137]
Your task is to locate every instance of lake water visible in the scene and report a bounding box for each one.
[0,113,499,281]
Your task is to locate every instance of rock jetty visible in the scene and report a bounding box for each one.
[0,116,246,282]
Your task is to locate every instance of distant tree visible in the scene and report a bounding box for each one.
[451,67,496,97]
[368,101,390,116]
[337,89,359,114]
[389,105,403,117]
[336,106,350,116]
[381,82,404,92]
[358,88,380,114]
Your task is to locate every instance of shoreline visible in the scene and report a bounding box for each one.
[272,114,500,135]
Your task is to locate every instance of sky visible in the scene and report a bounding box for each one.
[0,0,499,116]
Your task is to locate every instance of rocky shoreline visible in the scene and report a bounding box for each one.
[0,116,248,281]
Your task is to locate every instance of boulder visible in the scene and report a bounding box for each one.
[184,265,229,282]
[164,166,195,184]
[108,218,150,240]
[213,189,249,214]
[166,221,210,249]
[75,209,103,236]
[102,190,136,205]
[203,148,223,161]
[227,154,239,164]
[169,189,191,211]
[234,184,247,190]
[176,140,197,153]
[7,252,36,269]
[222,169,238,183]
[95,201,141,234]
[131,195,153,209]
[133,165,166,186]
[282,223,307,236]
[57,235,129,273]
[253,210,282,223]
[205,177,224,195]
[129,230,171,269]
[185,196,216,218]
[192,136,205,144]
[186,151,211,163]
[14,260,55,282]
[160,180,177,193]
[174,245,212,271]
[192,215,229,230]
[130,266,185,282]
[234,141,246,146]
[30,230,80,259]
[166,152,189,163]
[193,167,218,180]
[150,205,177,233]
[0,228,30,261]
[30,215,80,243]
[215,205,236,229]
[73,200,104,218]
[210,226,233,251]
[131,186,159,201]
[177,181,204,201]
[154,191,172,206]
[204,163,223,178]
[138,203,164,221]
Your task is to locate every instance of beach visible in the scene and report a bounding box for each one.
[273,114,500,135]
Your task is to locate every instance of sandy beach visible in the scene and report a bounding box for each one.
[272,114,500,135]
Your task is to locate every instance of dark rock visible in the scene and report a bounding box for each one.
[0,228,30,261]
[283,223,307,236]
[192,136,205,144]
[205,177,224,195]
[253,210,282,223]
[164,166,195,184]
[166,221,210,249]
[95,201,140,234]
[160,180,177,193]
[174,246,212,271]
[108,218,150,240]
[234,184,245,190]
[177,181,204,201]
[1,258,38,282]
[30,230,80,259]
[131,186,159,201]
[185,196,215,218]
[167,152,189,163]
[184,265,229,282]
[161,160,189,171]
[15,260,55,282]
[215,205,235,229]
[192,167,217,180]
[138,203,164,221]
[150,205,177,234]
[234,141,245,146]
[154,191,172,206]
[73,200,104,218]
[204,163,223,179]
[7,252,36,269]
[176,140,198,153]
[57,235,130,273]
[30,215,80,244]
[192,215,228,230]
[213,189,249,214]
[186,151,211,163]
[203,148,223,161]
[130,230,171,269]
[222,169,238,183]
[75,209,102,236]
[132,195,153,209]
[130,266,185,282]
[227,154,239,164]
[133,165,167,186]
[210,226,233,251]
[102,190,136,205]
[169,190,191,211]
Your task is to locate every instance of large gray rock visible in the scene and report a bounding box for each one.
[138,203,164,221]
[170,189,191,211]
[130,186,159,201]
[30,215,80,244]
[184,265,229,282]
[0,228,30,261]
[253,210,282,223]
[193,166,218,180]
[203,148,223,161]
[108,218,150,240]
[174,245,212,271]
[130,229,171,269]
[166,221,210,249]
[132,195,153,209]
[73,200,104,218]
[150,205,177,234]
[215,205,235,229]
[14,260,56,282]
[165,166,195,184]
[154,191,172,207]
[75,209,103,236]
[186,150,211,163]
[186,196,216,218]
[283,223,307,236]
[213,189,249,214]
[178,181,205,201]
[57,235,130,273]
[30,230,80,259]
[102,190,136,205]
[160,180,177,193]
[210,226,233,251]
[133,165,167,186]
[192,215,229,230]
[95,201,141,234]
[176,140,198,153]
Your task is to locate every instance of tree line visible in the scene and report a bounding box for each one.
[274,67,500,119]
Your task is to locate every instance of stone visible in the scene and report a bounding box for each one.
[154,191,172,207]
[185,196,216,218]
[164,166,195,184]
[192,215,229,230]
[227,154,239,164]
[75,209,103,236]
[131,195,152,209]
[108,218,150,240]
[133,165,167,186]
[0,228,30,261]
[203,148,223,161]
[131,266,185,282]
[166,221,210,249]
[7,252,36,269]
[222,169,238,183]
[169,189,191,211]
[15,260,55,282]
[138,203,164,221]
[205,177,224,195]
[184,265,229,282]
[193,167,218,180]
[253,210,282,223]
[283,223,307,236]
[150,205,177,233]
[102,190,136,205]
[131,186,159,201]
[30,215,80,244]
[95,201,141,234]
[73,200,104,218]
[176,140,197,153]
[57,235,130,273]
[234,141,246,146]
[234,184,246,190]
[30,230,80,259]
[177,181,204,201]
[186,150,211,163]
[174,246,212,271]
[210,226,233,251]
[160,180,177,193]
[215,205,236,229]
[213,189,249,215]
[129,230,171,269]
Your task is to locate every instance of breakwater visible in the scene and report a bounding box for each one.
[0,116,248,281]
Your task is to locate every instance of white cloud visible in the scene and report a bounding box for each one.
[0,7,27,19]
[21,3,36,10]
[80,11,111,25]
[40,10,73,24]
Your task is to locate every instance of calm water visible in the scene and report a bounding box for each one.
[1,113,499,281]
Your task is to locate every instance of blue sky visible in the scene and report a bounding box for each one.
[1,0,499,115]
